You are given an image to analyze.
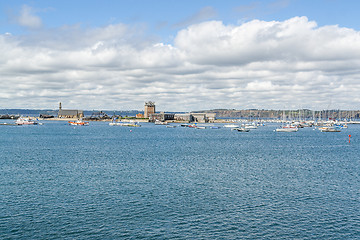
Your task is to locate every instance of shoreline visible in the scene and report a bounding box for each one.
[11,117,360,125]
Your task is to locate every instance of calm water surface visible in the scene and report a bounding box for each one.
[0,121,359,239]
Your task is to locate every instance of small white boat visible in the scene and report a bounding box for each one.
[244,124,257,129]
[319,126,341,132]
[224,124,239,128]
[15,117,39,125]
[275,125,298,132]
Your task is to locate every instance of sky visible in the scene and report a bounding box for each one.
[1,0,360,111]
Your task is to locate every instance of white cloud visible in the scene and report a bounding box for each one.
[246,81,275,91]
[1,17,360,111]
[16,5,42,29]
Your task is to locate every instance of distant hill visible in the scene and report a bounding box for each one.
[0,109,56,116]
[192,109,360,119]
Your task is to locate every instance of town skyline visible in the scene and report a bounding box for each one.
[1,1,360,111]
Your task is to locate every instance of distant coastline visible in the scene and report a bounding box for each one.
[1,108,359,120]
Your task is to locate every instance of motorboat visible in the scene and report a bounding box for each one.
[15,117,39,125]
[68,119,89,126]
[319,126,341,132]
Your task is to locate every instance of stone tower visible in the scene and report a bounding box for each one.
[144,101,155,118]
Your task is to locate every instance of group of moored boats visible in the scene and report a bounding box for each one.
[1,117,88,126]
[274,121,347,132]
[153,120,349,133]
[0,117,351,133]
[224,123,258,132]
[0,117,42,125]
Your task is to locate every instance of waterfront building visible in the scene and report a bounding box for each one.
[173,113,216,123]
[58,102,84,118]
[174,113,194,122]
[191,113,217,123]
[149,112,175,122]
[144,101,155,118]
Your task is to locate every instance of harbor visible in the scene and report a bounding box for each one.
[1,118,359,239]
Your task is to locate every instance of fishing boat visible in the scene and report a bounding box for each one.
[15,117,39,125]
[68,119,89,126]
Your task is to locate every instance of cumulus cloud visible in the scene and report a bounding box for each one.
[1,17,360,111]
[15,5,42,29]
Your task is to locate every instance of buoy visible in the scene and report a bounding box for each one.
[130,130,132,132]
[349,134,351,143]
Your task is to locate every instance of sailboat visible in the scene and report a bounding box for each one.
[275,110,298,132]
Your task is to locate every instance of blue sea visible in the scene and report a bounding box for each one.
[0,121,359,239]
